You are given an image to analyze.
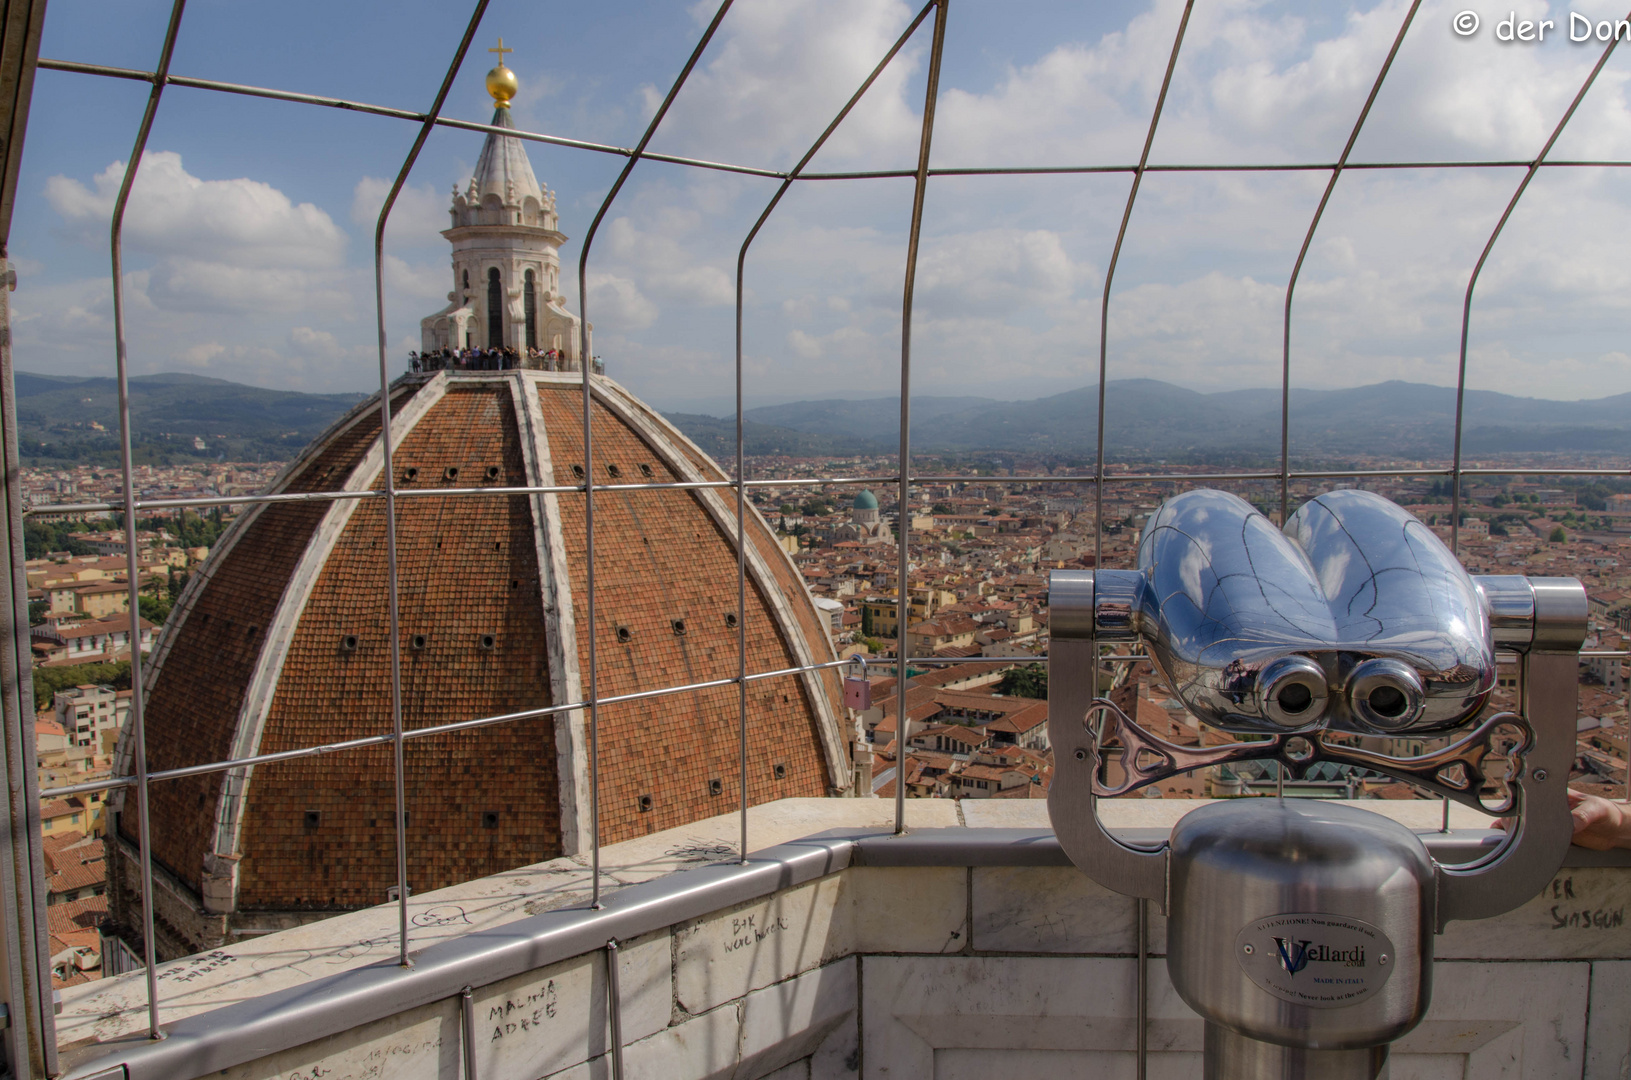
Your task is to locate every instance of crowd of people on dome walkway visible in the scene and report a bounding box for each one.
[408,347,602,374]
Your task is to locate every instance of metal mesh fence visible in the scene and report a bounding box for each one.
[11,0,1631,1051]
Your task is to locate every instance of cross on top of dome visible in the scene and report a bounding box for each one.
[485,37,518,107]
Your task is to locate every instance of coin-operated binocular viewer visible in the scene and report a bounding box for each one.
[1048,489,1587,1079]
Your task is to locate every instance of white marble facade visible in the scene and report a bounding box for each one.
[56,801,1631,1080]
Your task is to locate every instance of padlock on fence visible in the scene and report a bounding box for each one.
[842,656,872,711]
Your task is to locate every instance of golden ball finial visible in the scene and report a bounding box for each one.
[486,64,518,106]
[485,37,517,107]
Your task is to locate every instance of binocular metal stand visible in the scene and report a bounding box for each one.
[1046,490,1588,1079]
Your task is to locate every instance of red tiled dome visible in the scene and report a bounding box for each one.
[110,371,848,957]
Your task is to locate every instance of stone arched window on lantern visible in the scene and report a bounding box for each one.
[524,270,538,350]
[487,268,503,347]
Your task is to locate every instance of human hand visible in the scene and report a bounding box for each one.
[1568,789,1631,851]
[1491,789,1631,850]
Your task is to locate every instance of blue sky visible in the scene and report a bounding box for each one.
[12,0,1631,413]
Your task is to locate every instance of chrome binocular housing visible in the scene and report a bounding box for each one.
[1058,489,1585,737]
[1048,489,1590,1078]
[1047,490,1588,915]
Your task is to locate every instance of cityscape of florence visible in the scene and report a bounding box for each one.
[1,0,1631,1078]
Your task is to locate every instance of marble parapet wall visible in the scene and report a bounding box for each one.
[57,798,1631,1080]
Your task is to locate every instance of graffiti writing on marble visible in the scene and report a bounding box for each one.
[1550,905,1626,930]
[724,912,789,953]
[665,842,735,863]
[490,979,558,1042]
[349,1033,444,1078]
[156,950,238,983]
[411,905,471,928]
[1546,876,1627,930]
[327,937,392,964]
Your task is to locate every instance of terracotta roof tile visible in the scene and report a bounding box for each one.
[122,376,843,929]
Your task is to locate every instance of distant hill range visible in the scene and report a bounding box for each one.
[11,371,1628,465]
[13,371,367,465]
[684,380,1631,462]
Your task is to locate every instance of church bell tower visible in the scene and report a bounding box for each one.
[420,40,589,361]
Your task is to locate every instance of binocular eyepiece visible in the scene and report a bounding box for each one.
[1060,488,1505,736]
[1255,654,1424,731]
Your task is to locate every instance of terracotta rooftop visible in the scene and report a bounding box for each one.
[112,372,848,961]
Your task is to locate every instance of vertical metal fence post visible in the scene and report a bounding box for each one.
[733,2,933,837]
[370,0,492,965]
[605,938,624,1080]
[1136,897,1148,1080]
[894,0,948,835]
[0,269,53,1079]
[737,389,748,859]
[1278,0,1421,524]
[1451,10,1629,557]
[1091,0,1192,700]
[459,984,478,1080]
[0,269,54,1079]
[574,0,735,904]
[0,9,56,1064]
[106,0,188,1040]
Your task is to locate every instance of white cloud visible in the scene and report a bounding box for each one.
[602,214,736,306]
[585,272,659,329]
[142,260,353,315]
[383,255,450,304]
[915,229,1081,314]
[23,152,413,392]
[43,152,362,321]
[46,151,346,268]
[351,177,450,246]
[787,328,822,359]
[179,341,226,368]
[289,326,343,358]
[649,0,923,168]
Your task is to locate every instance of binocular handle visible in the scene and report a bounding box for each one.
[1047,633,1169,906]
[1434,649,1577,930]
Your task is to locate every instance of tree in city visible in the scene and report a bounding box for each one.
[138,594,172,625]
[33,660,130,710]
[1549,526,1568,543]
[998,664,1047,699]
[151,508,228,551]
[23,520,94,559]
